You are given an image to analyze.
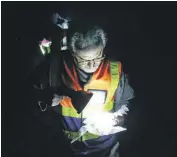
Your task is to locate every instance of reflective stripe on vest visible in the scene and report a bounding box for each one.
[64,130,99,141]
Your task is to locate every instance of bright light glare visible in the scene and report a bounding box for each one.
[82,90,127,135]
[83,110,126,135]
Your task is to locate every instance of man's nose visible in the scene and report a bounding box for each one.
[87,60,94,68]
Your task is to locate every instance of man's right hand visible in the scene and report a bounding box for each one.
[39,38,52,55]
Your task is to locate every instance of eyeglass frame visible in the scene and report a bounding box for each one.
[71,50,106,66]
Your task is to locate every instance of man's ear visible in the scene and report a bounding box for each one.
[71,53,78,65]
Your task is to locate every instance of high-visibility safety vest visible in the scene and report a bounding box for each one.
[59,59,122,142]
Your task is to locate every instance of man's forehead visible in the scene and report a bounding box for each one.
[76,47,102,59]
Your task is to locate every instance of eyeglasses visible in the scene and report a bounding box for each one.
[72,52,105,66]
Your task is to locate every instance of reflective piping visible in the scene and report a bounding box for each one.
[62,107,81,118]
[62,101,114,118]
[104,61,119,111]
[64,130,99,141]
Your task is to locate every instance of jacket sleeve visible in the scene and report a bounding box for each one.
[112,71,135,126]
[29,51,53,105]
[29,52,51,89]
[114,72,135,111]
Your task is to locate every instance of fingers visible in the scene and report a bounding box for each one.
[40,38,52,47]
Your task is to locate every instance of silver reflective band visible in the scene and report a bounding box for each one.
[51,94,67,107]
[108,142,120,157]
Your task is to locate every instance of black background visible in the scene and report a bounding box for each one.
[2,2,177,157]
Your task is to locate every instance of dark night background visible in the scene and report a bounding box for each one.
[2,2,177,157]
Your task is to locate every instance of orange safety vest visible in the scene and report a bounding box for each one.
[56,58,122,142]
[60,59,122,119]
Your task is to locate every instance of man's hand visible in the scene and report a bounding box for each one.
[52,13,71,30]
[82,111,126,136]
[39,38,52,55]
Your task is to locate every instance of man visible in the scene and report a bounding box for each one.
[31,18,134,157]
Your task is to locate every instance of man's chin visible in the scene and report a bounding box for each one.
[83,68,98,73]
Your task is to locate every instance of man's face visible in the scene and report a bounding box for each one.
[72,48,105,73]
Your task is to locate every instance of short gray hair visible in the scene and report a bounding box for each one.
[70,26,107,53]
